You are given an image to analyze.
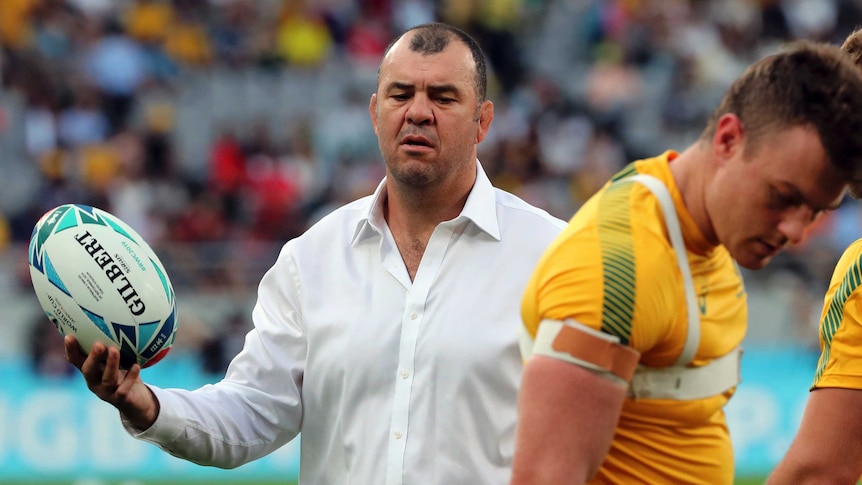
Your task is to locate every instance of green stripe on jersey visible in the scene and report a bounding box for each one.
[813,255,862,387]
[598,181,637,344]
[611,162,638,182]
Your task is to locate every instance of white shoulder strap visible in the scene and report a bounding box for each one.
[617,174,699,366]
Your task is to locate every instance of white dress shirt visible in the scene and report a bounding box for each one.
[131,161,566,485]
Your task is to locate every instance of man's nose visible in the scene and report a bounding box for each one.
[406,95,434,125]
[778,206,816,246]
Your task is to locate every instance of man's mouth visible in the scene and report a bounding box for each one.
[401,135,433,148]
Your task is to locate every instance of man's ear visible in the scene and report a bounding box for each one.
[369,93,379,137]
[476,100,494,144]
[712,113,745,165]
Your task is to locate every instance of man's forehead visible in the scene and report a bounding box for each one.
[381,38,473,81]
[384,33,471,64]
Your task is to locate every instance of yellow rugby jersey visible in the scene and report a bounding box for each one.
[812,237,862,390]
[522,151,747,484]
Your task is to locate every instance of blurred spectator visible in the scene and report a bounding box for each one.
[82,17,148,133]
[24,92,58,159]
[31,1,79,62]
[199,312,251,375]
[163,1,213,68]
[28,314,74,378]
[392,0,435,34]
[3,0,862,353]
[275,1,334,67]
[0,0,37,50]
[343,8,390,66]
[759,0,792,42]
[208,128,247,223]
[125,0,174,45]
[209,0,257,67]
[243,121,304,240]
[58,83,109,147]
[78,141,121,194]
[583,43,643,124]
[140,105,175,179]
[0,212,10,253]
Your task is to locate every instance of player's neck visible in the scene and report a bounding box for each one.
[669,143,719,245]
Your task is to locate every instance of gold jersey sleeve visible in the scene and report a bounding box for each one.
[521,151,747,484]
[812,237,862,390]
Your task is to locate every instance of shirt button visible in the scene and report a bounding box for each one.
[401,370,409,379]
[410,312,418,320]
[394,431,402,439]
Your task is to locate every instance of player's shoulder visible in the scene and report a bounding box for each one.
[543,183,675,271]
[840,237,862,260]
[826,237,862,286]
[568,179,667,238]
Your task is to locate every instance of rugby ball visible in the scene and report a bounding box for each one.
[28,204,178,369]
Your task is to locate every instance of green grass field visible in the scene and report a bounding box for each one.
[736,478,766,485]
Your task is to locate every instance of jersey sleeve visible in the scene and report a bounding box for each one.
[812,238,862,390]
[522,182,686,355]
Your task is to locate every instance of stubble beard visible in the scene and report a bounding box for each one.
[387,156,438,188]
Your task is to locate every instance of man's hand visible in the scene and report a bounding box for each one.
[64,335,160,431]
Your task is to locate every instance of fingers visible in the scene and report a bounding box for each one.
[63,337,155,426]
[101,345,121,388]
[63,335,87,369]
[116,364,141,402]
[69,340,123,402]
[79,341,109,381]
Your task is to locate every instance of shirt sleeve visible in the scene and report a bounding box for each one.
[126,242,306,468]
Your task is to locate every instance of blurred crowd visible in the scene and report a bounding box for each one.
[6,0,862,373]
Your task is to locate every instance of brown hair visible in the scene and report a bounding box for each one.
[843,27,862,66]
[700,41,862,186]
[841,28,862,195]
[379,23,488,103]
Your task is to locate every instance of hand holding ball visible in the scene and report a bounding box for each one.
[28,204,178,369]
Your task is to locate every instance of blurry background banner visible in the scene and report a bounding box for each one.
[0,355,301,483]
[726,347,817,477]
[0,346,818,482]
[1,0,860,482]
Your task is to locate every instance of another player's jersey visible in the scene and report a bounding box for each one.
[812,238,862,390]
[521,151,747,484]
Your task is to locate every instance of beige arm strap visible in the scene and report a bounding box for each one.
[628,347,743,400]
[531,319,640,385]
[620,174,700,366]
[618,174,742,399]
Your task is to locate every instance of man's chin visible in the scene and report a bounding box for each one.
[734,253,772,271]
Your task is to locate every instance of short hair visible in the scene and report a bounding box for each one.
[842,27,862,66]
[700,40,862,186]
[842,27,862,196]
[379,22,488,103]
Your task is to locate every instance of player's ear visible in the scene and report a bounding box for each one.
[712,113,744,165]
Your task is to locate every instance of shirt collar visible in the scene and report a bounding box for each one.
[351,160,501,245]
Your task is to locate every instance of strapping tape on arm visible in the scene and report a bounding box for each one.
[532,318,640,384]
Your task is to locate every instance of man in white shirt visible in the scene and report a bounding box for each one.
[64,22,566,485]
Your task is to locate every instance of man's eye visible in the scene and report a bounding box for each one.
[769,188,796,208]
[391,94,409,101]
[437,97,453,104]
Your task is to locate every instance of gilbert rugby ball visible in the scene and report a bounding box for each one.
[28,204,178,369]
